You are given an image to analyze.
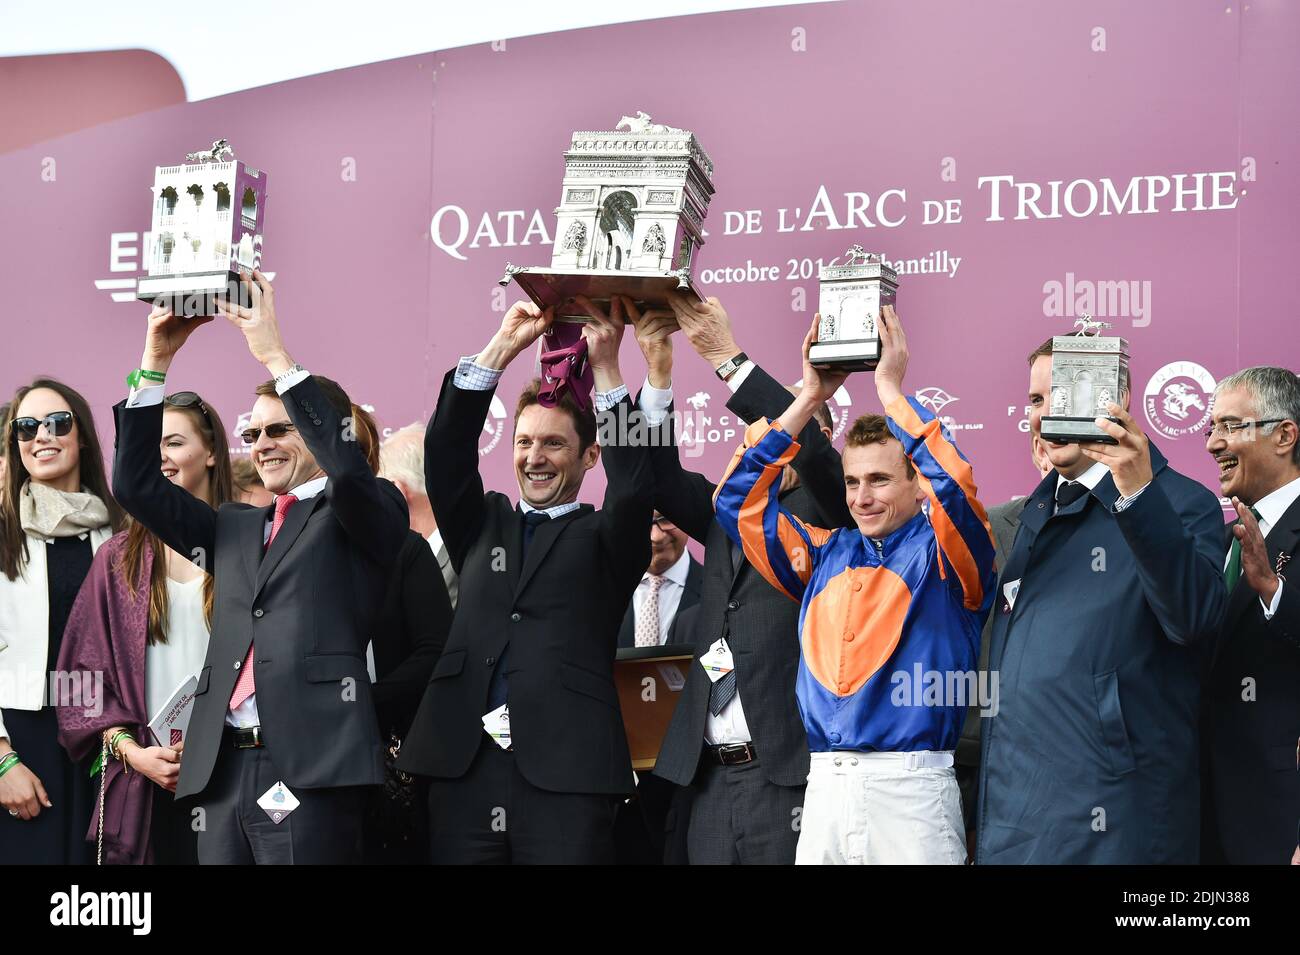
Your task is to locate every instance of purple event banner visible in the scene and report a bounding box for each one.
[1,0,1297,507]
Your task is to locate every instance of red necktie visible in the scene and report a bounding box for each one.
[229,494,298,711]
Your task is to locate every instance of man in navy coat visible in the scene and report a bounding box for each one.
[976,337,1226,864]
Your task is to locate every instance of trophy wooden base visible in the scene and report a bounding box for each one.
[613,646,694,772]
[808,338,880,372]
[137,270,252,317]
[500,265,705,322]
[1040,415,1121,445]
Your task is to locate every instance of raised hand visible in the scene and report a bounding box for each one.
[632,302,677,389]
[479,300,557,370]
[874,304,909,407]
[1232,496,1281,604]
[799,313,851,403]
[216,270,295,376]
[140,304,214,375]
[1079,403,1154,498]
[576,296,627,386]
[664,292,739,368]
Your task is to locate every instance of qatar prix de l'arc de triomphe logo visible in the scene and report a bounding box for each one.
[1143,360,1216,439]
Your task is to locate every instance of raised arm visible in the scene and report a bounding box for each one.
[713,418,834,603]
[873,306,995,614]
[217,271,406,565]
[112,304,218,561]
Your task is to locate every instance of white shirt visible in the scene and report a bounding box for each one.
[147,577,211,725]
[1054,461,1148,514]
[705,670,754,746]
[1221,473,1300,619]
[634,549,690,646]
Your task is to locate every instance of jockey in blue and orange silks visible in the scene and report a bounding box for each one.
[712,306,996,864]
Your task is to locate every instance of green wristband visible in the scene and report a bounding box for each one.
[0,753,20,778]
[126,368,167,389]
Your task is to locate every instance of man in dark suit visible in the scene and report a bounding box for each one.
[977,337,1226,864]
[398,296,654,864]
[616,512,703,649]
[955,435,1051,845]
[1201,366,1300,864]
[634,294,851,864]
[113,273,408,864]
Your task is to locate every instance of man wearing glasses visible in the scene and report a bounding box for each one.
[1200,366,1300,864]
[617,513,702,649]
[113,272,407,864]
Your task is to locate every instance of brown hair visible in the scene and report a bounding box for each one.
[1028,335,1130,394]
[1,379,125,581]
[230,456,264,495]
[514,379,597,451]
[254,374,352,418]
[119,393,234,645]
[845,413,916,479]
[350,403,381,475]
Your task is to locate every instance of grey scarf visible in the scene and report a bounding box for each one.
[18,480,110,540]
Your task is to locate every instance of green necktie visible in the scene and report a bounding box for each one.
[1224,505,1262,591]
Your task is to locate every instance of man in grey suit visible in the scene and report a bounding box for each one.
[633,294,851,864]
[955,434,1052,850]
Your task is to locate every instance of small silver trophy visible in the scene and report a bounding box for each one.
[499,112,716,321]
[136,139,268,316]
[808,246,898,371]
[1039,315,1130,444]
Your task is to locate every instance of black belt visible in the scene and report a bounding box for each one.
[225,725,264,749]
[704,742,757,766]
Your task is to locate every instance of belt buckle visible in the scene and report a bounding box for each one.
[718,742,752,766]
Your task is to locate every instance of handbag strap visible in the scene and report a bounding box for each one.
[96,738,107,866]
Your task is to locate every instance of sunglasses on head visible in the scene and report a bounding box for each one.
[165,391,212,422]
[12,411,75,442]
[240,421,297,446]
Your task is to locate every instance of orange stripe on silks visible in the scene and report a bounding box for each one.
[802,566,911,698]
[711,418,797,508]
[776,515,818,587]
[918,471,985,611]
[736,466,799,601]
[887,395,928,437]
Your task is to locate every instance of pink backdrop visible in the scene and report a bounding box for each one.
[2,0,1297,508]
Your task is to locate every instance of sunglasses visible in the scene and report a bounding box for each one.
[165,390,213,423]
[652,516,678,532]
[240,421,297,446]
[12,411,75,442]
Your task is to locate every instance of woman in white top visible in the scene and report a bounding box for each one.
[0,379,123,864]
[57,390,232,864]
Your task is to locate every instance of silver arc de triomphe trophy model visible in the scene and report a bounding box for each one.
[136,138,268,317]
[1039,314,1131,445]
[808,245,899,372]
[497,114,715,408]
[500,112,715,316]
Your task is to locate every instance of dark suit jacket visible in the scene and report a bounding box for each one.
[371,530,453,738]
[616,555,704,649]
[112,377,409,799]
[977,447,1226,863]
[956,496,1028,828]
[1203,491,1300,863]
[397,371,652,796]
[652,365,851,790]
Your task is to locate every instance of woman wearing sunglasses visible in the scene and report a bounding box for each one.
[55,391,234,864]
[0,379,124,864]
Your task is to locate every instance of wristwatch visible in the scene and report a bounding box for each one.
[273,362,307,388]
[714,352,748,382]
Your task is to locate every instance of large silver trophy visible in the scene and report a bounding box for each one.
[499,112,715,320]
[136,139,268,316]
[809,246,898,371]
[1039,315,1130,444]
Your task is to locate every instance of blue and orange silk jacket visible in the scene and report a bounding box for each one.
[713,396,997,753]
